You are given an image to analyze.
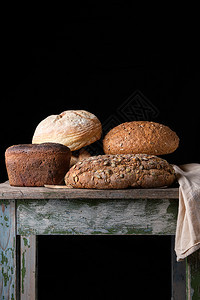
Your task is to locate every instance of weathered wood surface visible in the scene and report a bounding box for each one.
[171,236,186,300]
[0,181,179,200]
[0,200,16,300]
[186,249,200,300]
[17,198,178,235]
[20,236,37,300]
[2,180,200,299]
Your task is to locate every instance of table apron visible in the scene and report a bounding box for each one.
[16,198,178,235]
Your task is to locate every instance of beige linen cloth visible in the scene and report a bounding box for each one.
[173,163,200,261]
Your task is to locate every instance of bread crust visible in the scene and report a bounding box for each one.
[5,143,71,186]
[103,121,179,155]
[32,110,102,151]
[65,154,176,189]
[70,148,91,167]
[6,143,68,154]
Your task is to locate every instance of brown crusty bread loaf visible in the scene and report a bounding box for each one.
[65,154,176,189]
[5,143,71,186]
[32,110,102,151]
[103,121,179,155]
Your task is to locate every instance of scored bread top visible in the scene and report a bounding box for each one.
[103,121,179,155]
[65,153,176,189]
[32,110,102,151]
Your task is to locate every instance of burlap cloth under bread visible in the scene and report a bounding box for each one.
[173,163,200,261]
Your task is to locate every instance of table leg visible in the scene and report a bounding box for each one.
[0,200,16,300]
[186,249,200,300]
[171,236,186,300]
[20,235,37,300]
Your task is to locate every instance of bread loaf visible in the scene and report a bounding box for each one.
[32,110,102,151]
[5,143,71,186]
[65,154,176,189]
[70,149,91,167]
[103,121,179,155]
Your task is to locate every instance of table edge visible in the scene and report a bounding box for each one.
[0,181,179,200]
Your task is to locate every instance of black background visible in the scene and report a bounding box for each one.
[1,3,200,299]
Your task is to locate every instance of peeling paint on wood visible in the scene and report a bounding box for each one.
[171,236,186,299]
[17,198,178,235]
[0,200,16,300]
[2,182,200,298]
[186,250,200,300]
[20,235,37,300]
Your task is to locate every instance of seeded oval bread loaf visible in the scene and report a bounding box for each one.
[5,143,71,186]
[64,154,176,189]
[32,110,102,151]
[103,121,179,155]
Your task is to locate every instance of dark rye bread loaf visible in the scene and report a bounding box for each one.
[5,143,71,186]
[65,154,176,189]
[103,121,179,155]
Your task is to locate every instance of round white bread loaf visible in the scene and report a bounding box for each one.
[32,110,102,151]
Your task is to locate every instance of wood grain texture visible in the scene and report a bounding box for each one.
[0,200,16,300]
[17,198,178,235]
[20,236,37,300]
[1,181,200,299]
[0,181,179,200]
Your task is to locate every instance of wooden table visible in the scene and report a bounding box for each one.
[0,181,199,299]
